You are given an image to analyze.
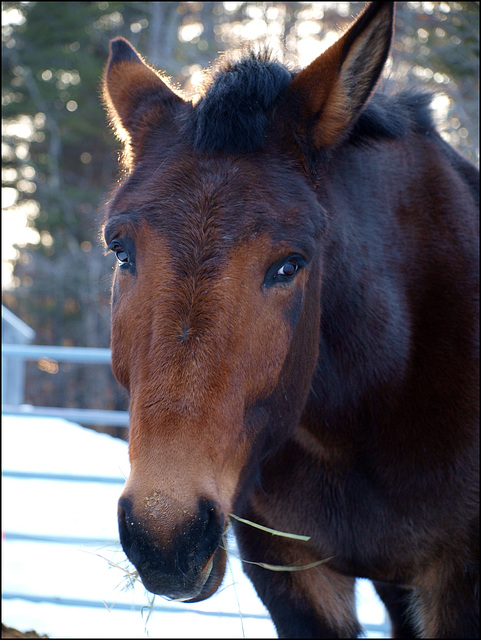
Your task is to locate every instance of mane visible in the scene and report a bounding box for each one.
[190,50,436,155]
[191,50,292,154]
[349,89,436,145]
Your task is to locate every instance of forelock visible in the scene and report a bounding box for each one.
[190,50,292,154]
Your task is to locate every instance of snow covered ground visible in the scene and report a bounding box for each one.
[2,415,390,638]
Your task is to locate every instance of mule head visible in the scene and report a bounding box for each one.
[102,1,394,601]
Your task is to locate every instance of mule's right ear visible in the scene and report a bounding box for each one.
[103,37,184,165]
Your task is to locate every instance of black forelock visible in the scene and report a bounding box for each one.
[191,51,292,154]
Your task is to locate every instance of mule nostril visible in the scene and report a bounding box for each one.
[118,503,126,521]
[118,496,136,544]
[118,497,131,520]
[194,499,224,563]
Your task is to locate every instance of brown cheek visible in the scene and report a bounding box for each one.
[110,274,130,388]
[223,239,303,402]
[243,297,292,399]
[109,249,148,389]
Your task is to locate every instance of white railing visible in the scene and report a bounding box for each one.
[1,343,129,427]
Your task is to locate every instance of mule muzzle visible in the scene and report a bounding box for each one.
[118,495,226,600]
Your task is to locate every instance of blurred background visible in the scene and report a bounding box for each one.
[2,1,479,438]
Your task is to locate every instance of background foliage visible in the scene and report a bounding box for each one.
[2,1,479,432]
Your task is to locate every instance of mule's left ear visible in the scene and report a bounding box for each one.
[103,37,184,164]
[288,1,394,148]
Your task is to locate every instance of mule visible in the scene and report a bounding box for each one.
[101,2,479,637]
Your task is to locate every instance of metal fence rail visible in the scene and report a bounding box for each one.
[1,592,274,620]
[2,343,112,363]
[1,404,129,426]
[1,343,128,427]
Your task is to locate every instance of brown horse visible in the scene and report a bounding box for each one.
[101,2,479,637]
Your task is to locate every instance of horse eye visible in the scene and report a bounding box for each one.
[277,259,299,278]
[264,255,306,288]
[107,240,130,266]
[116,250,129,264]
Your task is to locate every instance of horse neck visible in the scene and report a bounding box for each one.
[307,134,477,447]
[308,142,418,427]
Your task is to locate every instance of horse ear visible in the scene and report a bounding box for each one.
[288,1,394,148]
[103,37,184,163]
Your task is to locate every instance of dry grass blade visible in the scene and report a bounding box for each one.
[81,549,142,590]
[222,543,333,573]
[224,536,245,639]
[240,556,334,572]
[161,595,194,602]
[85,549,156,632]
[140,592,157,631]
[229,513,310,541]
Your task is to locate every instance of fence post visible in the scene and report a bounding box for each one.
[2,306,35,405]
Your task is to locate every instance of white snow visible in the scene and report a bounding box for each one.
[2,415,389,638]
